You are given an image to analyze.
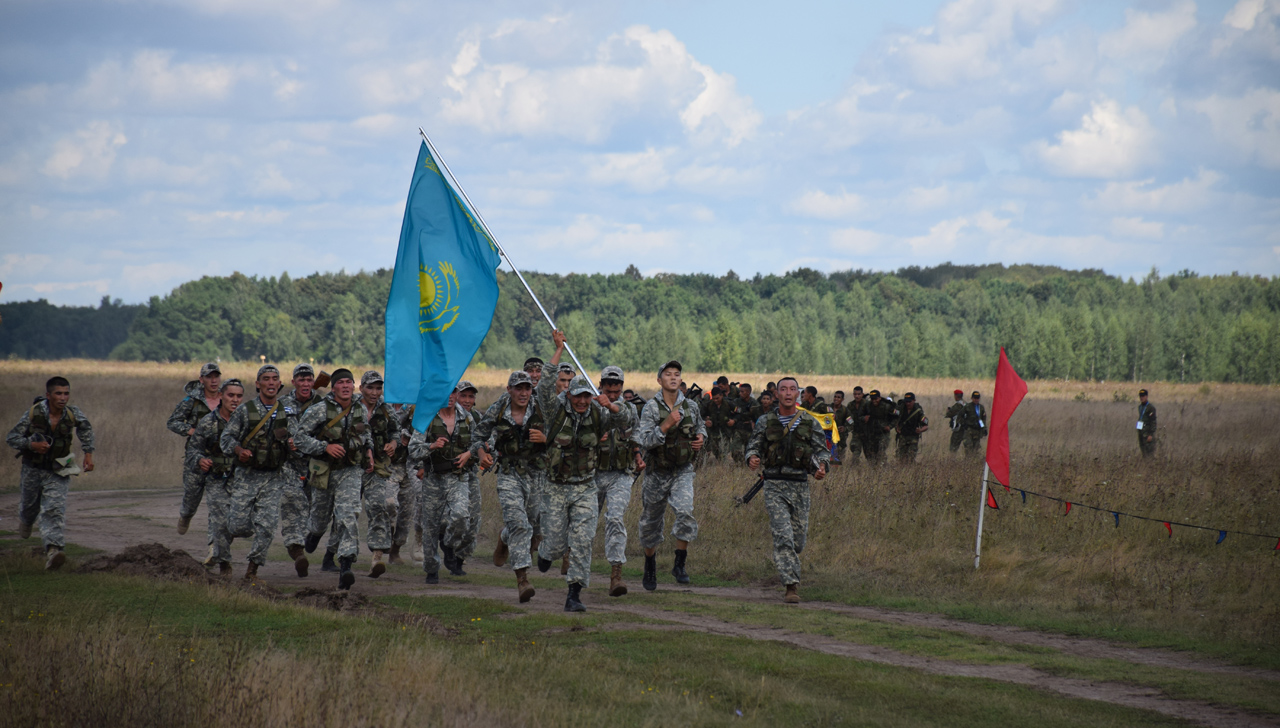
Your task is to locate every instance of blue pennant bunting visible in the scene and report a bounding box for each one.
[1113,512,1120,528]
[1216,531,1227,545]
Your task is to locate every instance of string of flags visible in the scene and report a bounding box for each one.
[984,480,1280,550]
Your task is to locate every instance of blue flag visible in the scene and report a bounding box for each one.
[385,141,501,431]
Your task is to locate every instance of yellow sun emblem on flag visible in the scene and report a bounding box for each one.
[418,261,461,333]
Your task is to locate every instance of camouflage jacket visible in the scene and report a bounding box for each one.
[361,396,407,470]
[744,409,830,481]
[632,390,706,472]
[7,399,95,470]
[945,401,966,431]
[408,405,476,475]
[219,396,298,470]
[536,362,634,484]
[167,381,219,449]
[192,409,237,478]
[960,402,986,434]
[293,392,373,469]
[1138,402,1157,437]
[895,404,929,441]
[703,398,736,434]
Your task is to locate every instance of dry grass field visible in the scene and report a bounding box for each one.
[2,359,1278,726]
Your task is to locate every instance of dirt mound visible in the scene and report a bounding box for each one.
[292,587,371,612]
[78,542,216,584]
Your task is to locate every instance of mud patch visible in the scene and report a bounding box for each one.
[77,542,215,584]
[292,587,371,612]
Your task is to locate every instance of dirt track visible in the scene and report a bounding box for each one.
[3,487,1278,728]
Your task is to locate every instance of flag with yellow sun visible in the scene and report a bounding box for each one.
[386,141,502,430]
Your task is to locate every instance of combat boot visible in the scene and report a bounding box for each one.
[321,550,339,572]
[784,584,800,604]
[560,549,570,576]
[449,557,466,577]
[243,561,258,582]
[565,582,586,612]
[492,538,509,567]
[218,562,233,577]
[18,521,31,539]
[369,550,386,578]
[671,549,690,584]
[515,568,535,603]
[530,534,542,553]
[287,545,309,577]
[609,564,627,597]
[642,553,657,592]
[303,532,322,554]
[44,547,65,571]
[537,554,553,573]
[387,543,404,565]
[338,556,355,590]
[440,542,458,574]
[425,570,439,585]
[176,516,191,535]
[202,544,217,567]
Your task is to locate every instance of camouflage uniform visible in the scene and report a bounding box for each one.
[831,401,849,460]
[744,408,830,586]
[294,393,372,561]
[389,406,417,549]
[945,399,966,453]
[188,410,236,564]
[167,381,217,530]
[960,400,987,456]
[7,399,95,551]
[632,391,705,550]
[1137,400,1157,457]
[862,398,897,462]
[535,365,635,587]
[218,396,297,566]
[278,388,325,550]
[475,394,546,572]
[732,394,757,456]
[703,397,737,462]
[361,396,405,552]
[408,405,475,574]
[894,402,928,463]
[596,396,639,566]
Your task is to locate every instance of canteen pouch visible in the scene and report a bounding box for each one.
[273,427,290,441]
[309,458,331,490]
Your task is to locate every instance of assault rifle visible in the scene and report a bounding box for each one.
[734,474,765,507]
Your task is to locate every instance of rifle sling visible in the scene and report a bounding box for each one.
[241,401,280,446]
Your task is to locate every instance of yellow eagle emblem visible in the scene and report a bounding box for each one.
[418,261,460,333]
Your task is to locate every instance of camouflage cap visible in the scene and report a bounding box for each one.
[454,380,478,393]
[567,375,595,396]
[658,360,682,377]
[600,365,625,383]
[330,368,354,384]
[256,364,280,379]
[292,363,315,379]
[219,378,244,392]
[200,362,221,377]
[557,364,575,375]
[507,370,533,387]
[361,370,384,386]
[523,356,544,370]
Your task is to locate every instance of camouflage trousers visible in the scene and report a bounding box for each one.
[204,473,234,564]
[391,464,418,547]
[362,468,397,552]
[307,465,363,560]
[539,479,599,587]
[962,430,984,457]
[419,471,469,574]
[595,469,635,565]
[224,466,288,566]
[896,436,920,463]
[762,479,810,586]
[638,465,698,550]
[178,449,207,525]
[949,428,964,453]
[707,431,734,462]
[495,468,540,571]
[19,464,70,551]
[278,462,310,549]
[456,470,482,560]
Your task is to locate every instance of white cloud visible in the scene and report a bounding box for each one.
[77,50,245,109]
[535,214,678,258]
[1191,88,1280,169]
[1111,216,1165,239]
[1099,0,1197,70]
[42,121,127,180]
[185,208,290,224]
[789,188,864,219]
[587,147,671,192]
[0,253,53,278]
[1033,99,1153,178]
[1224,0,1266,30]
[830,227,886,255]
[1086,169,1223,213]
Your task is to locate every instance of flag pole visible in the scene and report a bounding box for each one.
[974,463,991,570]
[418,128,598,395]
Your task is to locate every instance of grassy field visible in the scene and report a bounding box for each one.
[2,359,1278,725]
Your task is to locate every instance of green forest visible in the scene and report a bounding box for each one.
[4,264,1279,384]
[0,297,143,359]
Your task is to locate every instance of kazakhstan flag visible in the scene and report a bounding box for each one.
[385,141,501,431]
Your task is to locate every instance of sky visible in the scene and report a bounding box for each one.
[0,0,1277,306]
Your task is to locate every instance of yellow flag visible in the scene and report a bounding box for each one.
[797,407,839,443]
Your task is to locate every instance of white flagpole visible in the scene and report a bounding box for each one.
[974,463,991,570]
[418,128,599,395]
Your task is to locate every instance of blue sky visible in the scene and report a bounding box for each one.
[0,0,1277,306]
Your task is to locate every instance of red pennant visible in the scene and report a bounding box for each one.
[1063,502,1072,516]
[986,489,999,510]
[985,348,1028,488]
[1163,522,1172,538]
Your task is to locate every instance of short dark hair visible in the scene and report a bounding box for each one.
[46,376,70,391]
[803,385,818,396]
[767,381,776,390]
[834,390,844,397]
[853,386,863,393]
[777,376,799,389]
[739,382,752,390]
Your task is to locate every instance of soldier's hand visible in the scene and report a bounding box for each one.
[29,440,51,454]
[325,443,347,459]
[416,468,425,479]
[479,451,494,470]
[187,427,196,437]
[199,458,213,472]
[634,453,646,471]
[430,436,449,450]
[288,438,297,451]
[528,428,547,444]
[660,408,683,433]
[365,450,375,473]
[552,329,567,350]
[747,455,760,470]
[83,453,95,473]
[595,393,617,411]
[814,464,827,480]
[455,451,471,468]
[691,434,705,452]
[727,419,735,427]
[235,445,253,463]
[382,442,397,456]
[1146,435,1153,442]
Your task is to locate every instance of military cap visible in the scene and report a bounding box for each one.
[1138,388,1148,396]
[600,365,625,383]
[567,375,594,396]
[868,389,881,397]
[971,391,981,398]
[508,371,533,387]
[200,362,221,377]
[954,389,964,395]
[523,356,544,370]
[292,363,314,379]
[219,378,244,392]
[557,364,575,375]
[361,370,384,386]
[658,360,682,376]
[256,364,280,379]
[330,368,355,384]
[903,392,916,402]
[454,379,477,393]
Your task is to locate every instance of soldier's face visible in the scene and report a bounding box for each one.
[527,367,542,386]
[332,378,355,402]
[458,390,476,410]
[258,371,281,398]
[777,380,799,409]
[201,373,221,392]
[570,391,592,413]
[853,392,863,403]
[712,392,723,404]
[801,391,814,405]
[1139,394,1147,403]
[739,386,751,399]
[221,386,244,412]
[833,393,844,406]
[601,381,622,402]
[293,375,314,398]
[47,386,70,409]
[556,371,573,393]
[509,383,532,407]
[361,382,383,401]
[659,367,682,393]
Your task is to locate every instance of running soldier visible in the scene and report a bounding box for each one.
[388,404,418,564]
[745,376,830,603]
[1137,389,1157,457]
[7,376,95,570]
[632,359,706,591]
[192,379,244,576]
[863,389,897,462]
[945,389,966,453]
[282,364,326,575]
[731,383,757,456]
[358,371,405,577]
[453,380,484,572]
[830,390,848,462]
[894,393,929,463]
[409,387,474,584]
[702,386,736,462]
[595,365,640,597]
[843,387,868,462]
[166,362,220,538]
[961,391,987,457]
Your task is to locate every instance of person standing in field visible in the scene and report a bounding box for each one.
[844,387,869,462]
[218,364,297,582]
[594,365,640,598]
[894,393,929,463]
[945,389,965,453]
[192,378,244,576]
[961,391,987,457]
[731,383,757,458]
[281,363,326,576]
[409,387,475,585]
[452,380,485,574]
[7,376,95,571]
[358,371,405,578]
[863,389,897,463]
[830,390,848,463]
[1137,388,1157,457]
[745,376,829,604]
[293,369,374,590]
[166,362,219,541]
[632,358,706,592]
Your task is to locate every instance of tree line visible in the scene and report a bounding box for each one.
[4,264,1278,384]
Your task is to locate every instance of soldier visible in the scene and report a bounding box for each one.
[282,363,326,576]
[534,330,635,612]
[863,389,897,462]
[1137,389,1157,457]
[894,393,929,463]
[524,356,545,387]
[192,378,244,576]
[731,383,757,456]
[218,365,297,582]
[632,359,706,591]
[750,389,775,422]
[555,363,575,394]
[595,365,640,597]
[945,389,966,453]
[293,369,374,589]
[389,403,420,564]
[358,371,406,577]
[408,387,474,584]
[800,386,828,414]
[829,391,847,461]
[7,376,95,570]
[702,386,736,462]
[166,362,220,538]
[960,391,987,457]
[452,380,485,573]
[745,376,830,603]
[474,370,545,602]
[843,387,867,462]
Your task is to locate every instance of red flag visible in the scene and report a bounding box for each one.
[986,489,999,509]
[1164,522,1172,538]
[985,348,1028,488]
[1064,502,1072,516]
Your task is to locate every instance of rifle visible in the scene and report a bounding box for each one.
[735,474,765,507]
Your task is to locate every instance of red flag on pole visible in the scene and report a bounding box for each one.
[986,489,999,509]
[985,348,1028,488]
